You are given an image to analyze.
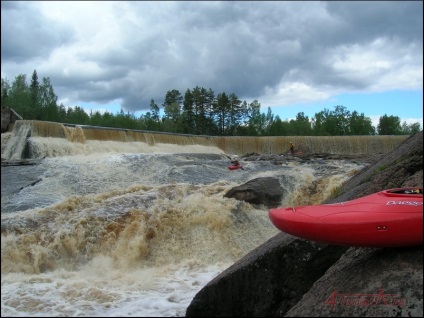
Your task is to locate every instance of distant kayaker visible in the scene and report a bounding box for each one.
[231,159,240,166]
[230,158,244,170]
[289,142,295,155]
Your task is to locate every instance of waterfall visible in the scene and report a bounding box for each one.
[1,120,409,160]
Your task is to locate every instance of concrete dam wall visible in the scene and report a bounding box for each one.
[1,120,409,160]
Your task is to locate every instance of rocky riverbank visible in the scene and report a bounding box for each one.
[186,131,423,317]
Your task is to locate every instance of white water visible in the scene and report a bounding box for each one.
[1,135,366,317]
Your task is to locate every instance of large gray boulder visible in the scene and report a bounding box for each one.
[223,177,284,208]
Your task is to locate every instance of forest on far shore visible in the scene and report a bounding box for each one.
[1,70,421,136]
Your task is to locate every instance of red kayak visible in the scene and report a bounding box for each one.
[269,187,423,247]
[228,165,243,170]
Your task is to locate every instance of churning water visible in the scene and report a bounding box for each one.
[1,122,369,317]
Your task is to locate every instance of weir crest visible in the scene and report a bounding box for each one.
[1,120,409,160]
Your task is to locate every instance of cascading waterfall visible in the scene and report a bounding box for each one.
[1,121,33,160]
[1,120,409,160]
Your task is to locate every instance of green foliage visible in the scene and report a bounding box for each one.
[29,70,40,119]
[267,116,289,136]
[291,112,312,136]
[189,86,215,135]
[8,74,30,118]
[1,70,422,137]
[67,106,90,124]
[39,77,59,121]
[313,106,350,135]
[349,110,375,135]
[377,114,402,135]
[246,99,263,135]
[163,89,183,121]
[401,121,421,135]
[215,92,231,135]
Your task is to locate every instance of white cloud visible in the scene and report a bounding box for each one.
[259,82,331,107]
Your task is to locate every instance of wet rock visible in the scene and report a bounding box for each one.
[223,177,284,208]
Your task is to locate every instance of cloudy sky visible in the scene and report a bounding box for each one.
[1,1,423,129]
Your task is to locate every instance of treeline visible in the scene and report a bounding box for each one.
[1,70,421,136]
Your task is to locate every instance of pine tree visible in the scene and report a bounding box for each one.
[29,70,41,119]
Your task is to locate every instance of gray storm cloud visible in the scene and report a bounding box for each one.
[1,1,422,112]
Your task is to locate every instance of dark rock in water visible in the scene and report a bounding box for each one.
[186,232,347,317]
[186,132,423,317]
[223,177,284,208]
